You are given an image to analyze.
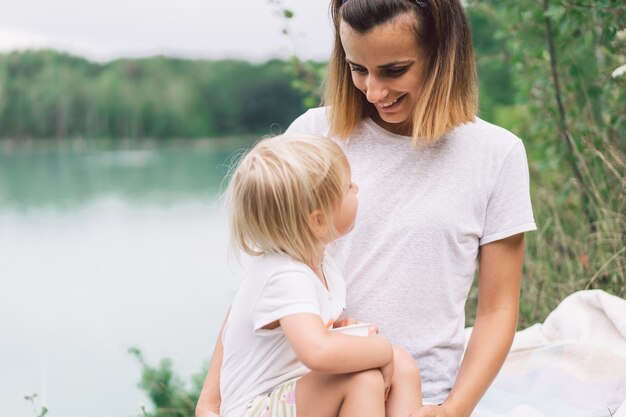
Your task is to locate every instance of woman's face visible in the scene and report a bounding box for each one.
[340,14,425,135]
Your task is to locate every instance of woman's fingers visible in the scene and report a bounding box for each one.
[332,317,359,328]
[409,405,450,417]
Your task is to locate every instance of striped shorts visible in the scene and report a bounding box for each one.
[243,378,299,417]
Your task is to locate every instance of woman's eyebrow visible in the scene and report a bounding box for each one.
[345,59,362,66]
[379,60,414,68]
[345,59,415,68]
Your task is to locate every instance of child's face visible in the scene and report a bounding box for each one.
[332,163,359,237]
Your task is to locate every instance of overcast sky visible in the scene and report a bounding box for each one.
[0,0,333,62]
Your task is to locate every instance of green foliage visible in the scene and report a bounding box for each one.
[285,58,327,108]
[128,347,206,417]
[0,51,306,139]
[467,8,516,122]
[266,0,327,108]
[464,0,625,327]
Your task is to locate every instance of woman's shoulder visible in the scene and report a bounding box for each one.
[444,117,526,160]
[449,117,523,148]
[284,106,331,136]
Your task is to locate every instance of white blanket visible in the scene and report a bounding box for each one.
[466,290,626,417]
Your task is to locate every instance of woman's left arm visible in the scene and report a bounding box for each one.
[412,233,525,417]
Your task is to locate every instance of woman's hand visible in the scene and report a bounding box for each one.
[409,404,452,417]
[333,317,380,335]
[332,317,358,328]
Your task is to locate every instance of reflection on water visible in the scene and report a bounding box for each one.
[0,139,251,417]
[0,138,251,211]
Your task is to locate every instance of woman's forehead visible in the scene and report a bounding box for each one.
[339,18,421,65]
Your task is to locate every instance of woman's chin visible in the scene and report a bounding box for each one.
[379,114,407,124]
[373,112,413,134]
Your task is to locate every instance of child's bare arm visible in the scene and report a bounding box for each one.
[280,313,393,374]
[196,308,230,417]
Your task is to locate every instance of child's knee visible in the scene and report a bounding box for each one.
[349,368,385,391]
[393,345,420,377]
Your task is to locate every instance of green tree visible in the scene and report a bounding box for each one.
[0,51,307,139]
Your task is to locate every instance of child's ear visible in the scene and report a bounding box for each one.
[308,209,327,241]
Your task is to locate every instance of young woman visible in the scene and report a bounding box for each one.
[197,1,536,417]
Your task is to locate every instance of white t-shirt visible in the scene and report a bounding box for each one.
[286,107,536,404]
[220,252,346,417]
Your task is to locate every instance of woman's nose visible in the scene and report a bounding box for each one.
[365,76,388,103]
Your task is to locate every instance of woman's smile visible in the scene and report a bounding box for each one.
[377,94,407,112]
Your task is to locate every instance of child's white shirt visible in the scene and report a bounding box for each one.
[220,252,346,417]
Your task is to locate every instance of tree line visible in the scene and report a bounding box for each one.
[0,51,307,139]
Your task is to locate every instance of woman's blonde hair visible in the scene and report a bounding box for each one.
[226,134,348,266]
[325,0,478,144]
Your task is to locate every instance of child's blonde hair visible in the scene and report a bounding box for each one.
[226,134,348,266]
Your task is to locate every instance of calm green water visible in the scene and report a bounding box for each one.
[0,138,252,212]
[0,138,252,417]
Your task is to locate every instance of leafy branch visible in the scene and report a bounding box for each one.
[24,393,48,417]
[128,347,206,417]
[266,0,325,108]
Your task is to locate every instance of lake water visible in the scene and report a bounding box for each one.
[0,139,251,417]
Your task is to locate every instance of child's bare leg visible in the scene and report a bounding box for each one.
[386,345,422,417]
[296,369,386,417]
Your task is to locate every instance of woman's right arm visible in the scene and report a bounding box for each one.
[280,313,393,374]
[195,308,230,417]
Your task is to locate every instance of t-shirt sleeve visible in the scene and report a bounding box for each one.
[481,140,537,245]
[285,112,309,134]
[252,270,321,332]
[284,108,330,136]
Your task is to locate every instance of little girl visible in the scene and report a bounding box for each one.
[213,134,422,417]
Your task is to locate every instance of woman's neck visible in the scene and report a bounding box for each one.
[370,110,414,136]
